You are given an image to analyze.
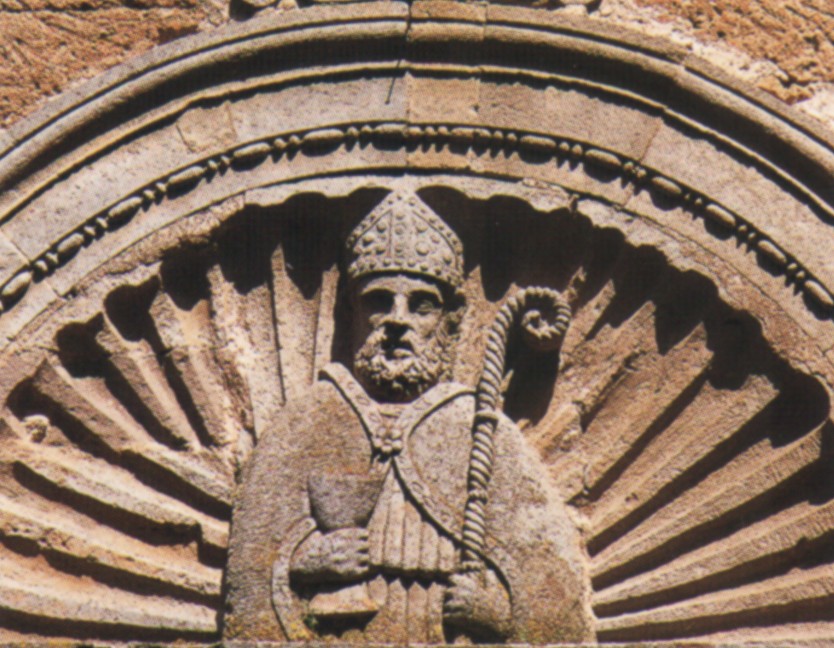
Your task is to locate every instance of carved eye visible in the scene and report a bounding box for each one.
[409,292,441,315]
[361,289,393,315]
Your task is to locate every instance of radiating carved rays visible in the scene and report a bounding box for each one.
[526,239,833,643]
[0,217,348,640]
[0,207,831,643]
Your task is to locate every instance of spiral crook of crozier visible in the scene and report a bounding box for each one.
[518,287,572,353]
[460,287,571,570]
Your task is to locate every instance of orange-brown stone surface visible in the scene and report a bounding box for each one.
[0,0,223,127]
[2,0,834,128]
[1,5,834,638]
[633,0,834,105]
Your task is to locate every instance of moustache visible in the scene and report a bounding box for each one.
[353,324,453,402]
[366,327,423,358]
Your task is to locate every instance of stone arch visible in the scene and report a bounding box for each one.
[0,3,833,643]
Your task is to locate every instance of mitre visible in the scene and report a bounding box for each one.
[346,193,464,288]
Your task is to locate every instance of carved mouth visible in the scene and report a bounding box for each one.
[381,338,413,358]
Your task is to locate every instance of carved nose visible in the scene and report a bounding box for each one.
[381,296,411,334]
[383,320,409,339]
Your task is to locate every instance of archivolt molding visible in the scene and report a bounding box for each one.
[0,120,831,329]
[1,4,834,352]
[0,172,831,644]
[3,5,834,643]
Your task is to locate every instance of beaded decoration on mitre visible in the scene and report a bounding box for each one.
[346,193,464,288]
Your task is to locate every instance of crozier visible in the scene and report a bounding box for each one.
[0,2,834,645]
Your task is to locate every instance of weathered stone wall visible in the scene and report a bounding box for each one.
[630,0,834,107]
[2,0,834,130]
[0,0,226,128]
[608,0,834,128]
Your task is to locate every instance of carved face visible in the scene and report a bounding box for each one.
[351,274,455,402]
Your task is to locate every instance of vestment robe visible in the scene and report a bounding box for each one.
[224,363,592,643]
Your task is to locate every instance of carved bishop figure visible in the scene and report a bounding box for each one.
[223,193,592,643]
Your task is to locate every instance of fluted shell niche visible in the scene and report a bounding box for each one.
[1,2,834,644]
[0,179,829,643]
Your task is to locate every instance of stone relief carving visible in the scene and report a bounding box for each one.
[0,178,829,645]
[225,192,590,643]
[1,122,832,327]
[2,2,834,644]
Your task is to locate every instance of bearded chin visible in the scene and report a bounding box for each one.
[354,332,453,403]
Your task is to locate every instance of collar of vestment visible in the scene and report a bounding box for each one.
[320,363,472,457]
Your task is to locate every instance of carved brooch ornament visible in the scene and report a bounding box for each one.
[0,2,834,645]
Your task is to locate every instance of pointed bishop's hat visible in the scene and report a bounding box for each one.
[346,192,464,289]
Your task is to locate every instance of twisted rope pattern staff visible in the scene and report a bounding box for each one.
[459,286,571,572]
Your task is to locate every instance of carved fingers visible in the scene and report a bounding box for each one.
[443,570,512,641]
[289,528,370,584]
[444,572,477,618]
[326,527,370,578]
